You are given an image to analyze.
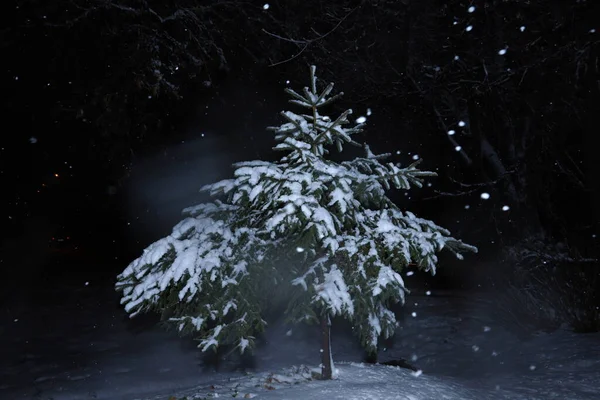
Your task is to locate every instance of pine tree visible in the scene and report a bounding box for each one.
[116,65,477,379]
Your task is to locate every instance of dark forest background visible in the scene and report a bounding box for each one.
[1,0,599,334]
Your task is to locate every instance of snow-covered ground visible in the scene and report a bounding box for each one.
[1,279,599,399]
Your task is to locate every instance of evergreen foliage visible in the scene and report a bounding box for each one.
[116,65,477,362]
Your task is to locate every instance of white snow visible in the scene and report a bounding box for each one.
[2,287,598,399]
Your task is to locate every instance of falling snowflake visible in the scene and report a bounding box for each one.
[498,48,508,55]
[406,271,414,276]
[426,291,432,296]
[468,6,475,13]
[502,205,510,211]
[480,193,490,200]
[412,154,420,161]
[29,137,37,144]
[465,25,473,32]
[458,121,466,127]
[455,146,462,152]
[296,247,305,253]
[447,130,456,135]
[411,312,417,318]
[355,116,367,124]
[520,26,526,32]
[263,3,270,10]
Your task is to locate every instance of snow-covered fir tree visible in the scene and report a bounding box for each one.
[116,66,477,379]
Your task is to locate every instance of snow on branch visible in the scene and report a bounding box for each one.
[313,265,354,318]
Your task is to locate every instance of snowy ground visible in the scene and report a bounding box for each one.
[1,277,599,399]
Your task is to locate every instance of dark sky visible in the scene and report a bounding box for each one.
[1,0,599,292]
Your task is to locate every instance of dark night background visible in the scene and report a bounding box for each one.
[1,0,599,397]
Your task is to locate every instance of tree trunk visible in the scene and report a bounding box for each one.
[320,314,333,379]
